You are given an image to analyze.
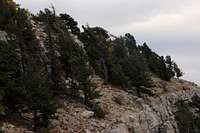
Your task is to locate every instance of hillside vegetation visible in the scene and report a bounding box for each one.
[0,1,191,132]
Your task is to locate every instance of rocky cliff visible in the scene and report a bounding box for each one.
[2,75,199,133]
[47,77,200,133]
[106,84,200,133]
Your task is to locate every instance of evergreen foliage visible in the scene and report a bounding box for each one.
[79,26,112,84]
[139,43,182,81]
[80,29,151,89]
[0,3,57,130]
[113,36,151,88]
[36,8,101,105]
[0,40,21,114]
[60,13,80,36]
[0,0,18,29]
[79,24,184,91]
[174,62,183,78]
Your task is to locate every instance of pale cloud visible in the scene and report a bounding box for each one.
[174,55,200,85]
[15,0,192,27]
[109,1,200,36]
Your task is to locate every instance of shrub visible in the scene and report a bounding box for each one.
[175,98,200,133]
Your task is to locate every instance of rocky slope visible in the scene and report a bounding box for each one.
[1,73,199,133]
[47,77,200,133]
[1,23,200,132]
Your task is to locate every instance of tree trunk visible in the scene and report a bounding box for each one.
[33,110,38,132]
[100,58,108,84]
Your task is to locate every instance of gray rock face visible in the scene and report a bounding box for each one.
[111,89,200,133]
[104,88,200,133]
[107,124,129,133]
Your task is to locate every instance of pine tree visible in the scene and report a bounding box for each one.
[112,37,151,88]
[165,56,175,80]
[37,9,102,105]
[139,43,176,81]
[12,8,57,130]
[60,13,80,36]
[80,26,111,84]
[57,23,101,104]
[174,62,183,79]
[0,0,18,29]
[165,56,173,70]
[0,39,24,114]
[23,73,57,130]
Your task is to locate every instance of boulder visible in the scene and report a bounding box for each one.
[0,31,7,42]
[107,124,129,133]
[81,110,94,118]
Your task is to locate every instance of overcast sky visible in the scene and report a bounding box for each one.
[15,0,200,85]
